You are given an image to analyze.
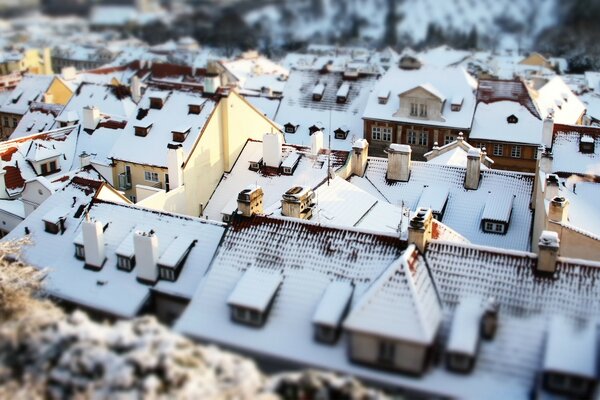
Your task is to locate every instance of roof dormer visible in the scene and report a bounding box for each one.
[172,126,191,143]
[157,235,197,282]
[149,92,169,109]
[312,82,325,101]
[507,114,518,124]
[312,281,353,344]
[134,122,153,137]
[227,268,282,327]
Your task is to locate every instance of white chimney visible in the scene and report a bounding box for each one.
[79,152,91,167]
[542,116,554,151]
[131,75,142,103]
[537,230,559,273]
[82,216,105,270]
[204,74,221,94]
[43,93,54,104]
[135,231,159,284]
[311,130,324,155]
[351,139,369,177]
[387,144,411,182]
[544,174,560,201]
[61,66,77,81]
[263,133,282,168]
[548,196,569,224]
[167,143,184,191]
[465,148,482,190]
[82,106,100,131]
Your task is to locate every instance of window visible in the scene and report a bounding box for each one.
[44,220,62,234]
[382,127,392,142]
[547,373,590,397]
[284,123,297,134]
[410,103,418,116]
[49,160,57,172]
[372,126,382,141]
[188,104,202,114]
[484,221,505,234]
[3,117,8,127]
[149,97,163,109]
[165,174,170,192]
[511,146,522,158]
[41,163,48,175]
[232,306,262,326]
[117,255,135,271]
[447,353,472,372]
[419,131,428,146]
[407,129,417,145]
[144,171,159,182]
[493,144,503,156]
[507,114,518,124]
[378,341,395,365]
[159,267,175,281]
[419,103,428,117]
[315,325,337,344]
[444,135,456,145]
[12,118,17,127]
[74,244,85,260]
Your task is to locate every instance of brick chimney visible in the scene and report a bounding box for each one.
[167,143,184,191]
[537,230,560,274]
[351,139,369,177]
[548,196,569,224]
[237,185,264,217]
[135,231,159,284]
[408,208,433,253]
[281,186,315,219]
[263,132,282,168]
[465,148,482,190]
[82,106,100,131]
[386,144,411,182]
[542,116,554,151]
[82,215,106,270]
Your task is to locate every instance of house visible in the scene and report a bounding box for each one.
[2,175,225,323]
[519,52,553,70]
[0,74,54,139]
[0,48,52,76]
[530,76,586,125]
[362,65,477,157]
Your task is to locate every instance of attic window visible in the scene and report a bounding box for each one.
[227,269,282,327]
[481,192,514,234]
[149,97,164,109]
[580,135,595,154]
[116,231,136,271]
[284,123,298,134]
[42,208,68,235]
[312,83,325,101]
[312,282,353,345]
[40,160,58,176]
[507,114,518,124]
[74,243,85,260]
[378,89,390,104]
[188,104,203,114]
[134,124,152,137]
[248,158,262,172]
[172,127,191,143]
[451,96,464,112]
[336,83,350,104]
[157,236,196,282]
[334,128,349,140]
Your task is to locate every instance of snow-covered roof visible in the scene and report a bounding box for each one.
[535,76,586,124]
[350,157,533,251]
[312,281,353,327]
[3,178,225,318]
[423,137,493,169]
[416,185,449,215]
[446,297,482,355]
[157,234,197,269]
[543,315,597,378]
[0,74,53,115]
[110,88,216,167]
[274,69,377,151]
[11,103,64,139]
[469,101,543,144]
[227,268,282,312]
[363,66,477,130]
[481,192,514,223]
[418,46,471,68]
[344,246,442,344]
[551,127,600,176]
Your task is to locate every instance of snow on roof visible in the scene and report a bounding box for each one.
[343,245,442,344]
[551,128,600,176]
[535,77,586,124]
[274,69,377,151]
[11,104,64,139]
[424,142,492,169]
[110,88,216,167]
[312,281,353,327]
[203,140,348,222]
[363,66,476,130]
[446,297,482,355]
[481,192,514,223]
[0,74,53,115]
[418,46,471,68]
[543,315,597,378]
[41,206,70,224]
[350,158,533,251]
[55,110,79,123]
[244,96,281,120]
[222,55,288,92]
[416,185,449,215]
[227,268,282,312]
[469,101,543,144]
[3,178,225,317]
[157,234,197,269]
[0,199,25,218]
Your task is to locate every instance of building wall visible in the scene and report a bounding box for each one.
[469,140,538,172]
[348,331,428,375]
[111,161,167,203]
[46,77,74,105]
[0,111,22,140]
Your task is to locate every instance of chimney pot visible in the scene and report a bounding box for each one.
[82,218,105,269]
[237,185,264,217]
[167,143,184,191]
[465,148,482,190]
[82,106,100,131]
[263,133,283,168]
[134,231,159,284]
[537,230,560,274]
[408,208,433,252]
[351,139,369,177]
[386,144,411,182]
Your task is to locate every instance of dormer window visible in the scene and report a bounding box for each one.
[507,114,518,124]
[451,96,464,112]
[157,236,196,282]
[40,160,58,175]
[312,83,325,101]
[336,83,350,104]
[445,298,482,374]
[42,208,69,235]
[481,192,514,234]
[172,126,191,143]
[74,243,85,259]
[312,282,353,345]
[116,231,136,271]
[149,97,164,109]
[378,89,390,104]
[284,123,298,134]
[334,127,350,140]
[188,103,203,115]
[135,123,152,137]
[308,125,322,135]
[580,135,595,154]
[227,269,282,327]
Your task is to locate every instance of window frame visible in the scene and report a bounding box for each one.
[381,127,392,142]
[410,102,418,117]
[511,145,522,158]
[419,103,428,117]
[407,129,417,145]
[419,130,428,146]
[74,243,85,260]
[371,126,382,141]
[144,171,160,183]
[493,144,503,157]
[378,340,396,365]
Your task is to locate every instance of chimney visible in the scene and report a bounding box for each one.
[135,231,159,284]
[61,66,76,81]
[82,106,100,131]
[43,93,54,104]
[544,174,559,201]
[281,186,315,219]
[167,143,184,191]
[263,133,282,168]
[79,152,91,167]
[237,185,263,217]
[131,75,142,103]
[386,144,411,182]
[204,74,221,94]
[351,139,369,177]
[542,116,554,151]
[480,297,499,340]
[465,148,482,190]
[311,130,323,155]
[548,196,569,224]
[82,216,106,270]
[408,208,433,253]
[537,230,560,274]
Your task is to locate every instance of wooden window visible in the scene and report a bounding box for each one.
[144,171,159,182]
[12,118,17,127]
[40,163,48,175]
[407,129,417,145]
[149,97,163,109]
[419,130,428,146]
[419,103,428,117]
[493,144,503,156]
[507,114,518,124]
[511,145,522,158]
[444,134,456,145]
[382,127,392,142]
[372,126,382,141]
[188,104,202,114]
[314,325,337,344]
[117,255,135,271]
[3,117,8,127]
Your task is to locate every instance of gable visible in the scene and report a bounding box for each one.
[400,85,444,102]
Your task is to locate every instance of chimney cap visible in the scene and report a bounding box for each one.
[352,138,368,150]
[387,143,411,154]
[467,148,482,159]
[539,230,559,248]
[167,143,183,150]
[551,196,566,205]
[546,174,559,185]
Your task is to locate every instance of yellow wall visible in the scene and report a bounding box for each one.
[111,161,167,202]
[519,53,551,69]
[46,77,74,105]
